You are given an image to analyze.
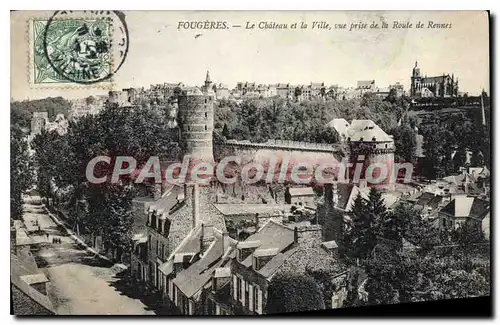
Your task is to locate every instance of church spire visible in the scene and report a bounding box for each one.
[205,70,211,83]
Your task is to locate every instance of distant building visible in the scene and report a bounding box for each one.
[213,83,230,100]
[70,95,107,117]
[108,90,132,107]
[30,112,48,136]
[389,82,405,97]
[356,80,376,93]
[285,187,315,207]
[439,196,489,232]
[410,61,458,98]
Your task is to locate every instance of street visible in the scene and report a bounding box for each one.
[23,195,157,315]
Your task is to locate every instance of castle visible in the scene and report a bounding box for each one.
[177,71,215,163]
[410,61,459,98]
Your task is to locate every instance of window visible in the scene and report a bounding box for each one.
[205,112,208,118]
[161,243,165,260]
[253,285,260,313]
[205,125,207,131]
[156,240,159,255]
[244,282,250,308]
[148,235,152,250]
[236,277,241,301]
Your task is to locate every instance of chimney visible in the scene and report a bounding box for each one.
[222,231,228,256]
[192,184,200,229]
[199,223,215,255]
[294,224,323,246]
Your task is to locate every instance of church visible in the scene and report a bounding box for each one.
[410,61,459,98]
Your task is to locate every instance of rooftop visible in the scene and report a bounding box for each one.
[172,227,237,298]
[441,197,489,220]
[347,119,393,142]
[214,203,292,216]
[288,187,315,197]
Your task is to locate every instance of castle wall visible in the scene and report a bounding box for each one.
[214,142,344,184]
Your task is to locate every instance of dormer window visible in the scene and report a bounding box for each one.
[237,240,261,262]
[252,248,279,271]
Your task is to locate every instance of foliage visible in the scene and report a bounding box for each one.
[344,188,386,260]
[420,112,491,178]
[215,94,408,144]
[267,273,325,314]
[30,103,174,256]
[10,125,34,219]
[11,97,72,128]
[390,124,417,162]
[364,250,490,305]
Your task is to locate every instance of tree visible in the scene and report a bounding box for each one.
[100,185,134,260]
[345,192,377,261]
[267,273,325,314]
[451,221,486,262]
[10,125,33,219]
[391,124,417,162]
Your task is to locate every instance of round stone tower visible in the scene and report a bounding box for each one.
[177,73,215,163]
[347,120,396,190]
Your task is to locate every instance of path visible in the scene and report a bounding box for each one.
[23,195,157,315]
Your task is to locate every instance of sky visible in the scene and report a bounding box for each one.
[11,10,490,100]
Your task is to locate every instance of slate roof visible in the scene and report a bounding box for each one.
[440,197,490,220]
[235,220,299,278]
[415,192,443,210]
[357,80,375,88]
[326,118,350,139]
[421,75,450,84]
[274,244,346,280]
[172,228,237,298]
[214,204,291,216]
[347,119,393,142]
[240,221,295,265]
[166,185,227,253]
[148,186,182,219]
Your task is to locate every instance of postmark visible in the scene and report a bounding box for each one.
[30,11,129,85]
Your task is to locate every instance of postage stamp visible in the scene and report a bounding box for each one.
[28,11,129,87]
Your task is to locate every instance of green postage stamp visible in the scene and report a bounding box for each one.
[31,18,112,84]
[28,11,129,87]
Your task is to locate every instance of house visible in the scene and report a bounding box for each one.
[167,225,237,315]
[285,187,315,207]
[438,197,490,233]
[229,219,344,315]
[130,183,227,295]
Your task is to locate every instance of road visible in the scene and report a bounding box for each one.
[23,195,157,315]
